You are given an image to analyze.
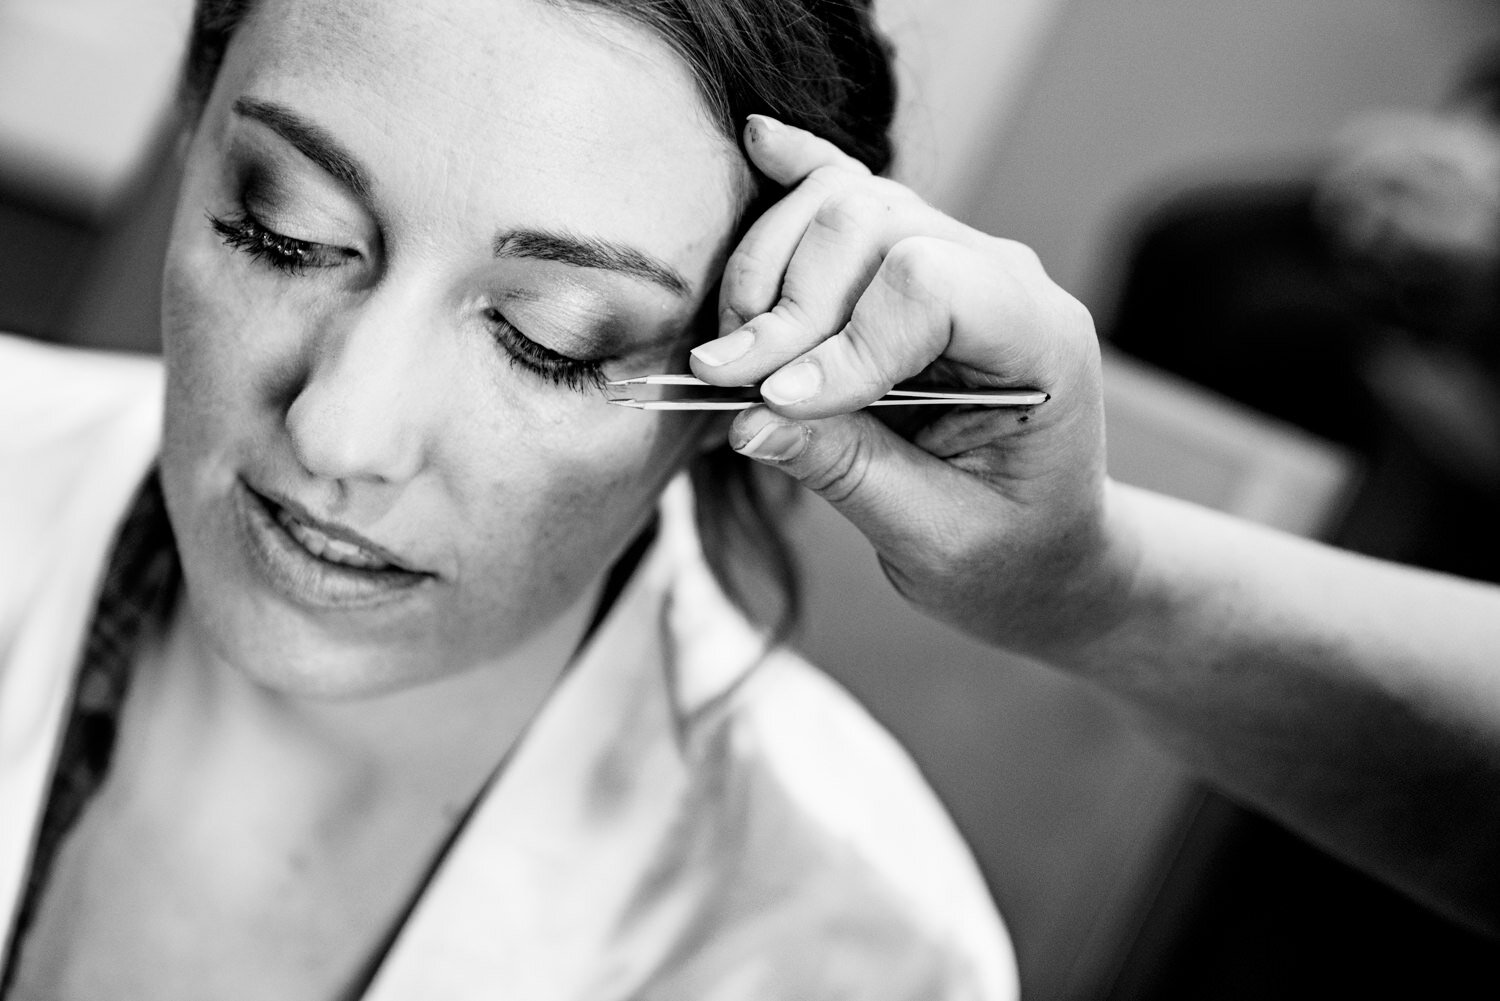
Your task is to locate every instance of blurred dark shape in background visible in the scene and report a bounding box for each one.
[1101,44,1500,1000]
[0,155,177,356]
[0,196,96,343]
[0,0,186,355]
[1112,47,1500,576]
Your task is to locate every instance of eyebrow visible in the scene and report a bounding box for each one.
[232,97,372,201]
[494,230,691,298]
[231,97,690,298]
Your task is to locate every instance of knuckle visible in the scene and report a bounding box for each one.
[1054,288,1095,335]
[723,244,769,287]
[811,188,881,238]
[834,315,903,389]
[869,174,919,202]
[796,167,841,205]
[802,426,873,505]
[882,237,950,307]
[720,249,775,313]
[989,236,1043,272]
[770,291,816,335]
[805,163,859,193]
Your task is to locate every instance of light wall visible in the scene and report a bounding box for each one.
[874,0,1071,210]
[958,0,1500,315]
[0,0,191,214]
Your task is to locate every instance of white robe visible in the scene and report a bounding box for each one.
[0,334,1018,999]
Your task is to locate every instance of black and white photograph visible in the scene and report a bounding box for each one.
[1,0,1498,997]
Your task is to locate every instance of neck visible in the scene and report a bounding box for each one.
[135,577,604,821]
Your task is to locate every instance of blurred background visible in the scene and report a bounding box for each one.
[4,0,1499,996]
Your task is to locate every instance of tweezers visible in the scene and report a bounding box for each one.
[606,374,1049,411]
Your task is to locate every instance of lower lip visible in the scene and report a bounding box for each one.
[235,481,431,610]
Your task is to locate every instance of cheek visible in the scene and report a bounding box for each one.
[160,221,318,459]
[160,237,244,467]
[424,414,691,665]
[453,408,699,583]
[163,233,265,414]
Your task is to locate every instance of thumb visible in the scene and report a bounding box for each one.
[727,405,998,571]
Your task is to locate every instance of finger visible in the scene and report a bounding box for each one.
[700,189,933,384]
[727,405,1004,580]
[743,114,870,188]
[711,117,872,338]
[712,170,853,338]
[758,237,1075,419]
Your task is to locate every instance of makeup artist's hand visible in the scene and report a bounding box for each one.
[694,116,1124,654]
[696,122,1500,944]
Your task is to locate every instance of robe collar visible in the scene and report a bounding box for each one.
[0,393,769,995]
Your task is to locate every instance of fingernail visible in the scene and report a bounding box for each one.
[746,114,783,144]
[735,420,808,462]
[691,327,755,367]
[761,360,822,405]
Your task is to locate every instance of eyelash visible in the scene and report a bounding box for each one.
[484,308,606,392]
[209,205,606,394]
[209,209,348,274]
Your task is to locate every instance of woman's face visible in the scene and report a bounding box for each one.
[160,0,748,697]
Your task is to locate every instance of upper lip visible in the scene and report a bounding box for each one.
[250,482,431,576]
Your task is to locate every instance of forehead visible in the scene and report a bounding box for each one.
[218,0,750,286]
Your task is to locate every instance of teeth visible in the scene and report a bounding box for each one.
[275,509,393,571]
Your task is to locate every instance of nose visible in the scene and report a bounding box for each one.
[285,289,441,485]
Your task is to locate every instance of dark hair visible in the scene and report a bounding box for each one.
[180,0,899,640]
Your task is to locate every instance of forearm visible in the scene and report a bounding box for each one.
[694,112,1500,933]
[1057,481,1500,935]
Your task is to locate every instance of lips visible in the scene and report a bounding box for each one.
[274,507,393,570]
[262,490,418,573]
[235,479,433,609]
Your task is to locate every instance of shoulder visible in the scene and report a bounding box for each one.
[0,334,162,616]
[726,649,963,857]
[0,334,162,443]
[721,649,1004,922]
[647,478,1016,997]
[0,333,162,493]
[675,646,1018,999]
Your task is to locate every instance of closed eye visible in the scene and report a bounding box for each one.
[209,209,355,274]
[483,306,607,393]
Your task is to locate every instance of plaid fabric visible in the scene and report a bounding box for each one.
[0,472,645,998]
[1,470,179,994]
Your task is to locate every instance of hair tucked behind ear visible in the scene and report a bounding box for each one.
[179,0,899,643]
[574,0,898,642]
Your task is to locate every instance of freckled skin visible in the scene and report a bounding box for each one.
[159,0,752,698]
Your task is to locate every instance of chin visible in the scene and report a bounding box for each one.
[181,584,454,702]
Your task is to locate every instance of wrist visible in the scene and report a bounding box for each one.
[1012,476,1146,666]
[946,475,1143,666]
